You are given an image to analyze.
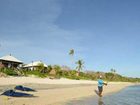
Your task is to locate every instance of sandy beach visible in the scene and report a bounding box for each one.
[0,77,133,105]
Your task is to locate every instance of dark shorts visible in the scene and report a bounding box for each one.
[98,86,103,92]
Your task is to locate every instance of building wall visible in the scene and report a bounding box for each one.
[0,60,20,69]
[0,61,4,68]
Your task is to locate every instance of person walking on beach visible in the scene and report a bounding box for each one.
[98,75,107,97]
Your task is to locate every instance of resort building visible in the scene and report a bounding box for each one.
[0,54,23,69]
[23,61,47,70]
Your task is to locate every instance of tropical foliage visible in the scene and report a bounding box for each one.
[69,49,75,69]
[69,49,74,56]
[0,67,140,82]
[75,59,84,76]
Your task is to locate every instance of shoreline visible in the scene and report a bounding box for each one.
[0,76,134,105]
[55,83,133,105]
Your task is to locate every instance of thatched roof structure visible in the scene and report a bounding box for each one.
[0,54,23,63]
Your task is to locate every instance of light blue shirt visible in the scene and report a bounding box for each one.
[98,79,104,87]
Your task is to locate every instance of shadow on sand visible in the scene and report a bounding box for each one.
[94,90,105,105]
[94,89,100,97]
[98,97,105,105]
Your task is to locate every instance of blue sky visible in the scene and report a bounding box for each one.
[0,0,140,77]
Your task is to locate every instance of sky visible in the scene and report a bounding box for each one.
[0,0,140,77]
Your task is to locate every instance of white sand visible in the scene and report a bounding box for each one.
[0,76,97,85]
[0,76,133,105]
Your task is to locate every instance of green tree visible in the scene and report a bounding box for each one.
[37,63,45,72]
[110,68,116,74]
[75,59,84,76]
[110,68,116,80]
[69,49,74,69]
[53,65,62,78]
[69,49,74,56]
[105,72,114,81]
[53,65,61,73]
[47,65,52,73]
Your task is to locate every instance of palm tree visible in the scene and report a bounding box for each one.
[69,49,74,69]
[69,49,74,56]
[110,68,116,74]
[47,65,52,73]
[110,68,116,80]
[53,65,61,73]
[37,63,45,73]
[75,59,84,76]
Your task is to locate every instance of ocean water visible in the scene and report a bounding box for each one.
[66,85,140,105]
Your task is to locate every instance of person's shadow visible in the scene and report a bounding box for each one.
[98,97,105,105]
[94,90,100,96]
[94,90,105,105]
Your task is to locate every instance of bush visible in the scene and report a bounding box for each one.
[22,70,47,78]
[0,68,18,76]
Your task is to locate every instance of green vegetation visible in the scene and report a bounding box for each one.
[36,63,47,73]
[75,59,84,76]
[0,67,140,82]
[69,49,75,70]
[22,70,47,78]
[69,49,74,57]
[0,68,18,76]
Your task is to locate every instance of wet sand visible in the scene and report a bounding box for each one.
[66,85,140,105]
